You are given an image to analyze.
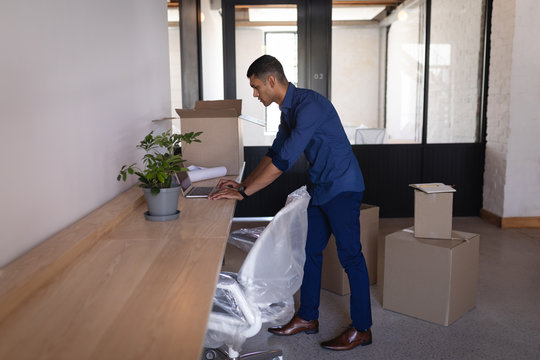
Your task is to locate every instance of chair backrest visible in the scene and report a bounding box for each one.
[355,128,386,144]
[238,187,310,306]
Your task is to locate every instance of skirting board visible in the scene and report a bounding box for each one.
[480,209,540,228]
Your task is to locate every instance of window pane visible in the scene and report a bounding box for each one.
[235,5,298,146]
[201,0,224,101]
[168,7,182,117]
[427,0,484,143]
[385,1,426,144]
[331,8,384,143]
[265,32,297,133]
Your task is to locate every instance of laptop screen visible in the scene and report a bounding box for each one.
[175,171,192,192]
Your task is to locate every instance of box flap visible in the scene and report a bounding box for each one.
[175,108,239,119]
[403,227,476,249]
[409,183,456,193]
[195,99,242,115]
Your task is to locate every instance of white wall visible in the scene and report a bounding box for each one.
[0,0,171,267]
[504,0,540,217]
[484,0,540,218]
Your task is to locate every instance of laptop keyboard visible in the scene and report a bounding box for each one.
[189,187,215,196]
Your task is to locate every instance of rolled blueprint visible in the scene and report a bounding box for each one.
[187,165,227,182]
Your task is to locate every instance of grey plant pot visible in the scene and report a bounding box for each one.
[141,186,181,218]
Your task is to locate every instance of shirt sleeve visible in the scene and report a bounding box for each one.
[271,97,326,172]
[266,114,288,163]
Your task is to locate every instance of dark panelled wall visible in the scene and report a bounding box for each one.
[421,143,484,217]
[234,144,485,218]
[234,147,309,217]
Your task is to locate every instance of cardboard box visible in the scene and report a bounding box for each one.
[376,230,386,305]
[382,228,480,326]
[176,100,244,175]
[321,204,379,295]
[412,183,455,239]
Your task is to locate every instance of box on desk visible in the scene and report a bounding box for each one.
[176,100,243,176]
[410,183,456,239]
[321,204,379,295]
[382,228,479,326]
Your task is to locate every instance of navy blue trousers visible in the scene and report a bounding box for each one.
[297,191,373,331]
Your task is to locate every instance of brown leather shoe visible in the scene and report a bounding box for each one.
[320,325,372,351]
[268,315,319,336]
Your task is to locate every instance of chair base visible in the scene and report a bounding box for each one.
[202,347,283,360]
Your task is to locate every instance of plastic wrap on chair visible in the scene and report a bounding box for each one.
[227,227,265,252]
[204,187,310,355]
[204,273,261,351]
[238,186,310,310]
[259,296,295,325]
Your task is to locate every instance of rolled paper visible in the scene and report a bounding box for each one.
[187,166,227,182]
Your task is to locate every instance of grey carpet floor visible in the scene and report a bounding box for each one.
[219,217,540,360]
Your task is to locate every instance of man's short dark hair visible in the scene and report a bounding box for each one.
[246,55,288,85]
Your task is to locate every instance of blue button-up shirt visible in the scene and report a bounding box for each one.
[266,83,365,205]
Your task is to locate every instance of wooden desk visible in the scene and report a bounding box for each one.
[0,180,237,359]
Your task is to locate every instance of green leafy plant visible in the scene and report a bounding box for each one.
[117,130,202,194]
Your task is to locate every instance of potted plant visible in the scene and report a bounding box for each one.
[117,129,201,221]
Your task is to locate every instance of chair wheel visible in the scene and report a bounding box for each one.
[202,348,228,360]
[202,349,218,359]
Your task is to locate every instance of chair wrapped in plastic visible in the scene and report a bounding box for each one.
[202,186,311,360]
[228,227,265,253]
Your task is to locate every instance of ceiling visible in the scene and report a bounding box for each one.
[167,0,407,25]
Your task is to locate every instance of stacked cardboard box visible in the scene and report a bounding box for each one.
[412,183,455,239]
[176,100,244,176]
[379,183,480,326]
[321,204,379,295]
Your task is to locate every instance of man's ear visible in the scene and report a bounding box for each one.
[267,75,276,88]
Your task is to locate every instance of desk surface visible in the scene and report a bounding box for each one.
[0,180,237,359]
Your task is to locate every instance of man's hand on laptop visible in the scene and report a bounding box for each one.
[216,179,240,190]
[208,187,243,200]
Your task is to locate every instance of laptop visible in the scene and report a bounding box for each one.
[175,170,218,198]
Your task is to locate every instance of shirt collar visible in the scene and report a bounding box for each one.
[279,82,295,113]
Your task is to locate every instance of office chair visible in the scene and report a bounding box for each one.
[355,127,386,144]
[228,226,265,253]
[202,187,311,360]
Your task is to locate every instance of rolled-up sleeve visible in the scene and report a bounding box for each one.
[266,117,289,170]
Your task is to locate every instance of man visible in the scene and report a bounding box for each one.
[209,55,372,351]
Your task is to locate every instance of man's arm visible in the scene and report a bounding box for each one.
[214,156,273,190]
[209,156,282,200]
[242,157,282,196]
[242,156,273,190]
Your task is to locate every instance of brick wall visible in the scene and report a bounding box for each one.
[484,0,540,218]
[482,0,515,216]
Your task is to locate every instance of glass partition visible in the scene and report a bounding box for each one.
[235,5,298,146]
[221,0,487,146]
[201,0,224,101]
[168,4,182,116]
[426,0,485,143]
[331,4,386,143]
[385,1,426,144]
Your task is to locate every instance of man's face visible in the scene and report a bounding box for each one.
[249,74,274,107]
